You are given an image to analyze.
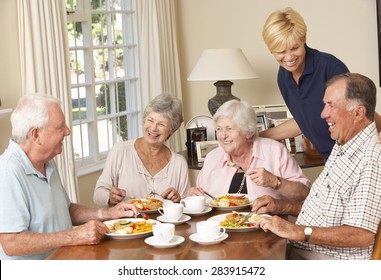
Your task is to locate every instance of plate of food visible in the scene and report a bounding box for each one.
[208,194,253,210]
[207,212,270,232]
[104,218,161,239]
[127,197,172,214]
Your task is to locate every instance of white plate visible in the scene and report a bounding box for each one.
[183,206,213,216]
[207,212,271,232]
[127,198,173,214]
[144,235,185,248]
[104,218,161,239]
[156,214,191,225]
[189,232,228,245]
[208,194,253,210]
[185,115,216,141]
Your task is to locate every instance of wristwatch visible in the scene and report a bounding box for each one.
[274,176,282,189]
[304,227,313,242]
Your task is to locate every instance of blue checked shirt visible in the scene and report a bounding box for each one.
[293,122,381,259]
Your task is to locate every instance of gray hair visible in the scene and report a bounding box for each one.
[11,94,61,143]
[143,93,184,133]
[326,73,376,121]
[213,99,258,142]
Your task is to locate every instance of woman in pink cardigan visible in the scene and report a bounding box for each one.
[190,100,310,202]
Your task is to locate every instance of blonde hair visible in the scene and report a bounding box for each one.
[262,7,307,53]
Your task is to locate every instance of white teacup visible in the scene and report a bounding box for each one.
[158,203,183,221]
[152,223,175,244]
[181,196,205,213]
[196,221,225,240]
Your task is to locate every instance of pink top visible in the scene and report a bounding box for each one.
[196,137,311,199]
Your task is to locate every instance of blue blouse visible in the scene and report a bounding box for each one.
[277,45,349,159]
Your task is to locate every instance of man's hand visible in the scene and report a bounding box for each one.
[256,215,301,240]
[252,195,303,216]
[102,201,139,220]
[70,220,109,245]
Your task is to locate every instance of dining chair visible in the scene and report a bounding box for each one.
[371,221,381,260]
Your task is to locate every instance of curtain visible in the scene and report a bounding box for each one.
[139,0,186,152]
[17,0,78,202]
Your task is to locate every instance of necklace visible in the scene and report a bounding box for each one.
[227,161,247,194]
[236,174,246,194]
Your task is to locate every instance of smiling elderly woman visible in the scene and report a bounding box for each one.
[190,99,310,202]
[94,93,190,207]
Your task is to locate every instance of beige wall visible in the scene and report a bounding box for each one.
[0,0,22,152]
[177,0,380,122]
[0,0,378,206]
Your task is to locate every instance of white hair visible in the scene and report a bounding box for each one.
[11,94,61,143]
[213,99,258,142]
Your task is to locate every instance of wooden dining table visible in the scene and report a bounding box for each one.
[48,206,287,260]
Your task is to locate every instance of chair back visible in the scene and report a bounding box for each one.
[372,221,381,260]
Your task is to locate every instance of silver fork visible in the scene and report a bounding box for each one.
[238,211,256,225]
[147,191,164,199]
[227,161,245,172]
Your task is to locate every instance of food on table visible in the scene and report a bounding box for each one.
[210,194,250,207]
[129,198,164,211]
[141,213,149,220]
[219,212,261,228]
[106,219,156,235]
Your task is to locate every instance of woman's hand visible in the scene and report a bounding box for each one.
[108,187,126,206]
[161,187,181,202]
[189,186,205,196]
[246,168,278,188]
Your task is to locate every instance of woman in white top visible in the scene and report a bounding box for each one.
[93,93,190,207]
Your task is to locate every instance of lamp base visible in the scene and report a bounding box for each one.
[208,80,240,115]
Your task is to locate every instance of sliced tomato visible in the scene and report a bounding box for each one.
[229,203,237,206]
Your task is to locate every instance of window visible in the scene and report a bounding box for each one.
[66,0,142,174]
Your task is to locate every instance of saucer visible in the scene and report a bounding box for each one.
[189,232,228,245]
[156,214,191,225]
[144,235,185,248]
[183,206,213,216]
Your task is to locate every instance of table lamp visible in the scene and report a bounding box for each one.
[187,48,258,115]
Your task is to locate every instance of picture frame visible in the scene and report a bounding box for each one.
[195,141,219,162]
[256,113,267,132]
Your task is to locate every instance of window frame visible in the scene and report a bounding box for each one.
[66,0,142,176]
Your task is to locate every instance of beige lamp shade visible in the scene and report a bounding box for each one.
[187,48,258,81]
[187,48,258,115]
